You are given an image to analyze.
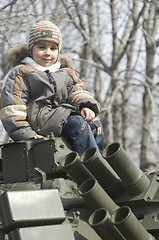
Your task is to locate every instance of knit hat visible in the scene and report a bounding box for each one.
[28,20,62,51]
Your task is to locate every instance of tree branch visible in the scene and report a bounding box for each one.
[0,0,17,12]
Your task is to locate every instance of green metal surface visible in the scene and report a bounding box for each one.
[9,225,75,240]
[0,189,65,231]
[0,137,159,239]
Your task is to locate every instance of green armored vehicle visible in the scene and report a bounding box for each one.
[0,134,158,239]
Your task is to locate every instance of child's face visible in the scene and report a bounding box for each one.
[32,40,59,67]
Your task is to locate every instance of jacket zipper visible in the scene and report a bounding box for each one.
[36,104,43,131]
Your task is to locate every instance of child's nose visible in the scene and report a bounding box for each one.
[45,48,51,55]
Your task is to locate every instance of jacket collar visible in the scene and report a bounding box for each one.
[2,57,61,89]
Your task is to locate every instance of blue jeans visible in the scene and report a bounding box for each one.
[61,115,104,156]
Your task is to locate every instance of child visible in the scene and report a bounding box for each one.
[0,20,104,155]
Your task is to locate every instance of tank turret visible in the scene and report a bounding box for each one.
[0,137,159,239]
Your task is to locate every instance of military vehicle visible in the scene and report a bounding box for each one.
[0,133,158,239]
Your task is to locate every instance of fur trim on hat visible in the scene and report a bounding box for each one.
[58,54,74,70]
[5,44,30,68]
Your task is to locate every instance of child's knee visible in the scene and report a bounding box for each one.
[62,115,87,135]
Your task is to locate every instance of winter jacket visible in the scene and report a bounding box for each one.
[0,56,100,141]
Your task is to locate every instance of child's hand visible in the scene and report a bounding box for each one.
[33,134,44,139]
[81,107,95,122]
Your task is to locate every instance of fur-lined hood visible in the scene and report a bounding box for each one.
[5,44,74,70]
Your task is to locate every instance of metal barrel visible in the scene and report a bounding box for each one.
[60,152,93,186]
[79,178,118,214]
[102,142,150,195]
[89,208,126,240]
[111,206,155,240]
[80,147,125,198]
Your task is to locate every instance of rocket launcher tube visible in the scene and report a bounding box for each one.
[89,208,126,240]
[80,147,125,198]
[60,152,93,186]
[111,206,155,240]
[79,178,118,214]
[103,142,150,195]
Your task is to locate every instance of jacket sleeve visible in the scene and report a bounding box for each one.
[65,68,101,116]
[0,66,37,141]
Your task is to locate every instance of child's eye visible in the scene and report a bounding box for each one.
[39,46,45,49]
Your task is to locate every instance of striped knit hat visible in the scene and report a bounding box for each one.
[28,20,62,51]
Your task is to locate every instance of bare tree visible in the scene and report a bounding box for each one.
[140,2,159,170]
[1,0,159,171]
